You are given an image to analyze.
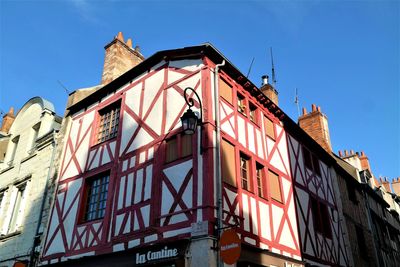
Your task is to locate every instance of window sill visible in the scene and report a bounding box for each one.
[0,165,14,174]
[0,230,22,241]
[78,217,104,226]
[21,153,37,163]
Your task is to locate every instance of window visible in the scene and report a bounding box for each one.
[165,134,192,163]
[355,225,368,258]
[311,196,332,238]
[97,102,120,144]
[249,103,257,123]
[240,154,251,192]
[264,116,275,140]
[221,139,236,187]
[256,163,266,198]
[237,93,246,115]
[302,146,313,170]
[8,183,27,233]
[220,78,233,104]
[346,179,358,203]
[312,154,321,176]
[28,123,40,153]
[269,170,282,202]
[303,146,322,176]
[83,174,110,222]
[8,136,19,165]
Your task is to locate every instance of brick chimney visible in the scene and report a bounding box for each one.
[260,75,278,105]
[392,178,400,196]
[101,32,144,85]
[380,177,392,193]
[298,104,332,152]
[1,107,15,133]
[358,151,371,173]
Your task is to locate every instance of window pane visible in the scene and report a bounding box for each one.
[269,170,282,202]
[312,154,321,176]
[221,139,237,187]
[240,155,251,191]
[220,79,233,104]
[237,94,246,115]
[84,174,109,222]
[97,103,120,144]
[256,164,265,198]
[302,146,313,170]
[311,197,321,233]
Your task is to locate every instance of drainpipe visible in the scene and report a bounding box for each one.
[29,130,58,267]
[213,60,225,267]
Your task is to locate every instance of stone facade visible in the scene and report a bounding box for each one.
[0,98,61,267]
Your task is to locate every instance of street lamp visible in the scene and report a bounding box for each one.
[180,87,202,136]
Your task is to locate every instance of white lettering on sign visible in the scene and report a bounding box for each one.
[221,243,239,251]
[135,246,178,264]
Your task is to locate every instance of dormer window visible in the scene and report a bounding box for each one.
[8,136,19,165]
[28,123,40,154]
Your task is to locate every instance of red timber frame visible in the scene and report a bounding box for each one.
[41,52,302,265]
[287,135,350,266]
[215,68,301,260]
[41,57,217,263]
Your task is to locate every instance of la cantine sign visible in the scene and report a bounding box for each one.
[220,229,241,265]
[135,246,179,265]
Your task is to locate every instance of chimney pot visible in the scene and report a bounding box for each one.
[338,150,343,157]
[361,151,365,156]
[302,107,307,115]
[312,104,317,112]
[261,75,269,86]
[317,106,321,112]
[356,152,360,156]
[345,150,348,156]
[126,38,132,48]
[117,32,124,42]
[350,149,354,155]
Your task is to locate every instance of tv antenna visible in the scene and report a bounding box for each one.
[57,80,70,95]
[294,88,300,117]
[270,47,277,86]
[246,57,255,78]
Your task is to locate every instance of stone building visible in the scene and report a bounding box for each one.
[0,97,61,267]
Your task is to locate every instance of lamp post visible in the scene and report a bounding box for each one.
[180,60,225,267]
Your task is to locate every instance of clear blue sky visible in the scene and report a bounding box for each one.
[1,1,399,179]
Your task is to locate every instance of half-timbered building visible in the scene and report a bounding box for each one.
[39,34,306,267]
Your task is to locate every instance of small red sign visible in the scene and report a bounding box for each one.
[220,229,241,265]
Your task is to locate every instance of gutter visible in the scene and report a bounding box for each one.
[213,59,225,267]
